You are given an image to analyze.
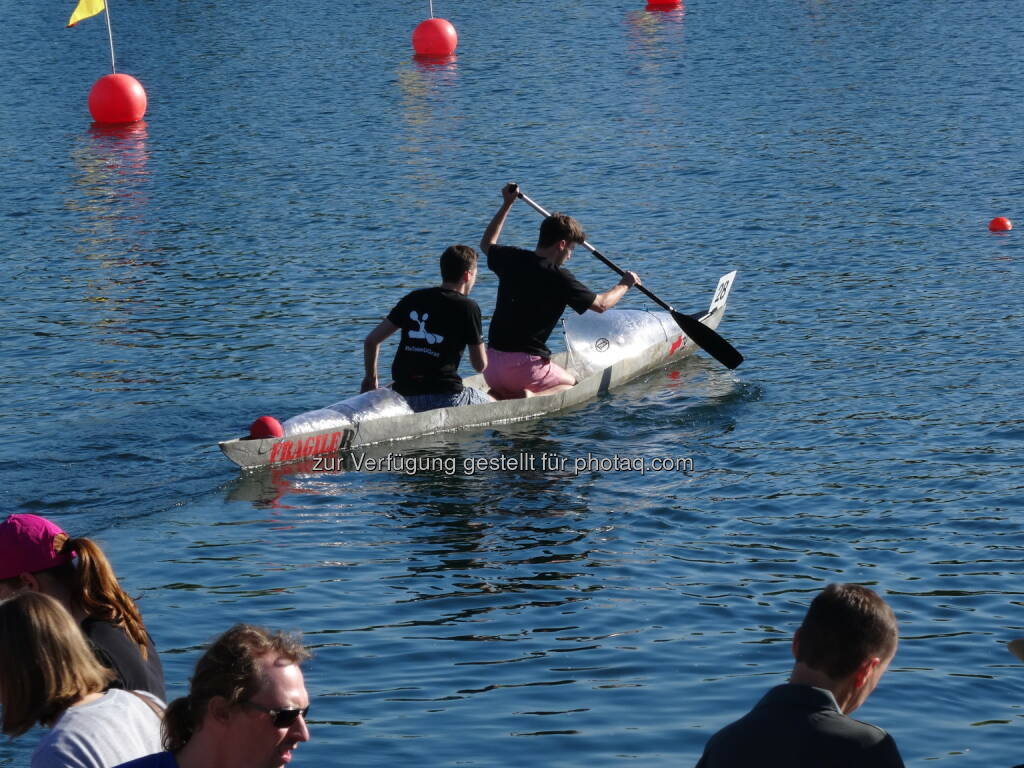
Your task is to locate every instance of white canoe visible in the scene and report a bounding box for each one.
[219,271,737,469]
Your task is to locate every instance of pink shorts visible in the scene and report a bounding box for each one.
[484,347,575,397]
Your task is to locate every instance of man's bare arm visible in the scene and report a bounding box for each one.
[468,342,487,373]
[362,318,399,392]
[590,271,641,313]
[480,182,519,256]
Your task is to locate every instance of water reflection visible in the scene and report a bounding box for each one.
[67,120,151,258]
[397,56,459,127]
[62,122,162,360]
[412,53,458,73]
[644,2,685,16]
[623,3,687,116]
[625,3,685,49]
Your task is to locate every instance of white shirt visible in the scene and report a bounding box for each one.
[31,688,164,768]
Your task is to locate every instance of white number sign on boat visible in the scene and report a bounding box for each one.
[219,271,737,470]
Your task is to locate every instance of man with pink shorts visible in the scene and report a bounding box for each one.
[479,183,641,399]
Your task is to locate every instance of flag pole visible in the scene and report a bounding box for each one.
[104,0,116,72]
[429,0,434,18]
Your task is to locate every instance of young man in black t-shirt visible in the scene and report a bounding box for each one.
[362,245,492,413]
[479,182,641,399]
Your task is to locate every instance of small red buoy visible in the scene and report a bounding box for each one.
[89,73,147,124]
[249,415,284,439]
[412,18,458,56]
[646,0,682,8]
[989,216,1013,232]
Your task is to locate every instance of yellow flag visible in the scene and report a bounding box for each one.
[67,0,104,27]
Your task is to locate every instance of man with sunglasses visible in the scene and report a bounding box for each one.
[115,624,311,768]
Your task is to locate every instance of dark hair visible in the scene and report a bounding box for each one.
[537,213,586,249]
[440,245,477,283]
[0,592,114,737]
[163,624,311,752]
[795,583,898,680]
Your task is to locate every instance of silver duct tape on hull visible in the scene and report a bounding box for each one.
[219,273,736,469]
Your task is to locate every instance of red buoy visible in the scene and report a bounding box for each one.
[989,216,1013,232]
[646,0,682,7]
[412,18,458,56]
[89,73,147,124]
[249,415,284,439]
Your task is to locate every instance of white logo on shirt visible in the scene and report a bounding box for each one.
[409,311,444,345]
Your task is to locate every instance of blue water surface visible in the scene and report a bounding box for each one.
[2,0,1024,765]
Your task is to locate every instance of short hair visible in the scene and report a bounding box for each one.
[795,583,898,680]
[0,592,114,737]
[163,623,311,752]
[537,213,586,249]
[440,245,478,283]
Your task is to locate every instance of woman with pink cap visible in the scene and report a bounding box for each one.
[0,513,165,699]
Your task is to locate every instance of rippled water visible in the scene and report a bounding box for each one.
[3,0,1024,764]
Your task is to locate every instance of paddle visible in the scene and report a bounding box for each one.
[1009,638,1024,661]
[515,190,744,370]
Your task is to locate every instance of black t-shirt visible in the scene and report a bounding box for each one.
[486,245,597,357]
[695,684,905,768]
[387,287,483,396]
[82,617,166,701]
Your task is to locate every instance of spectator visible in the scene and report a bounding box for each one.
[0,592,163,768]
[115,623,311,768]
[0,513,165,699]
[695,583,904,767]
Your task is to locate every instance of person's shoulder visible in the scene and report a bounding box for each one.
[554,263,582,281]
[845,721,904,767]
[112,752,178,768]
[30,711,97,768]
[389,287,431,313]
[30,726,66,767]
[67,687,160,716]
[81,616,125,641]
[440,289,480,308]
[399,287,435,302]
[841,713,899,746]
[489,244,535,260]
[845,715,890,736]
[810,710,903,765]
[81,618,147,658]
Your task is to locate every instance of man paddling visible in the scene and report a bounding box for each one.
[362,245,492,412]
[479,182,641,399]
[695,583,905,767]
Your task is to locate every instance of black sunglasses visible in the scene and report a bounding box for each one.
[241,701,310,728]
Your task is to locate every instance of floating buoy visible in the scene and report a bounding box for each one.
[989,216,1013,232]
[412,18,458,56]
[646,0,682,8]
[89,73,147,124]
[249,415,284,439]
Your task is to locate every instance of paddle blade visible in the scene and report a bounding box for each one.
[1009,638,1024,661]
[671,311,744,369]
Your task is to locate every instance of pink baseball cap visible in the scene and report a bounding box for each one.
[0,514,73,580]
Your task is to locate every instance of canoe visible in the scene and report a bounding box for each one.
[219,271,737,469]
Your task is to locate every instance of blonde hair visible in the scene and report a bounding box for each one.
[0,592,114,737]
